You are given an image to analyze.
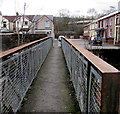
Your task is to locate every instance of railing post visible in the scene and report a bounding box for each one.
[101,73,120,112]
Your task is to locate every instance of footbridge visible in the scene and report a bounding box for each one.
[0,37,119,113]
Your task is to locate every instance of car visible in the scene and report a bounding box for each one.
[90,37,102,46]
[58,35,65,41]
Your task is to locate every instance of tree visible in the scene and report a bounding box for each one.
[87,8,97,20]
[55,9,71,32]
[58,9,70,18]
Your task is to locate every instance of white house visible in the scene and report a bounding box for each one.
[0,13,15,32]
[14,15,32,33]
[1,16,10,32]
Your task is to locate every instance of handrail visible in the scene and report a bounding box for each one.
[64,38,119,73]
[0,37,51,59]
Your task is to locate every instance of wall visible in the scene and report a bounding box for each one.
[37,16,52,30]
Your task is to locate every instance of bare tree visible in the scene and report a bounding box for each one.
[87,8,97,20]
[102,6,116,15]
[58,9,70,18]
[56,9,71,31]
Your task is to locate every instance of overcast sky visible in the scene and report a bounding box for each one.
[0,0,120,16]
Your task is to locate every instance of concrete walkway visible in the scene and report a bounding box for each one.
[19,40,79,112]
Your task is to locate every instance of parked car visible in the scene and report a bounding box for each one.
[58,35,65,41]
[90,37,102,46]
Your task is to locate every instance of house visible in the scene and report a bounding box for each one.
[115,10,120,44]
[89,20,97,38]
[83,1,120,45]
[0,12,15,33]
[3,16,16,32]
[1,16,10,32]
[0,13,55,38]
[29,15,54,38]
[83,23,90,39]
[14,14,32,33]
[96,11,118,43]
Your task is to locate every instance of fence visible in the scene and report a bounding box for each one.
[61,38,120,113]
[0,37,52,113]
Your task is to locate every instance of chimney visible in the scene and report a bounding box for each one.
[16,12,19,16]
[118,1,120,12]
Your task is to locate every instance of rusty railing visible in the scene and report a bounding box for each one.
[61,38,120,113]
[0,37,53,113]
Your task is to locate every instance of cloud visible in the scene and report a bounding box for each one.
[1,0,120,16]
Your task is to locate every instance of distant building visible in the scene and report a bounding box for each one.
[68,19,93,25]
[29,15,54,38]
[89,20,97,38]
[3,16,16,32]
[83,24,90,39]
[14,15,32,33]
[96,11,120,44]
[83,1,120,45]
[0,13,54,38]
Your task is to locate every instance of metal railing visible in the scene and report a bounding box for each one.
[61,38,120,113]
[0,37,52,113]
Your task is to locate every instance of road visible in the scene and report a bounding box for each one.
[70,39,120,50]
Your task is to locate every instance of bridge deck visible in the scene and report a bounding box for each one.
[19,40,79,112]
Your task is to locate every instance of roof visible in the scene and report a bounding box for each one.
[32,15,53,22]
[2,15,53,23]
[97,11,119,21]
[3,16,16,22]
[13,15,32,22]
[69,20,94,24]
[26,15,34,21]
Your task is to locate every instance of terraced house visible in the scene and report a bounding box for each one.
[97,10,120,45]
[84,1,120,45]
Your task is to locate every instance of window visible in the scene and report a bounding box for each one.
[109,29,112,37]
[101,21,103,27]
[45,20,50,28]
[110,18,112,26]
[106,19,109,27]
[98,22,100,28]
[3,21,6,28]
[24,21,28,25]
[116,16,120,25]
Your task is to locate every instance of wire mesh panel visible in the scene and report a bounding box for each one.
[62,40,72,74]
[71,48,78,89]
[88,67,102,112]
[0,38,52,113]
[62,39,88,112]
[76,54,88,112]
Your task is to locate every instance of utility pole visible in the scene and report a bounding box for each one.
[16,12,20,46]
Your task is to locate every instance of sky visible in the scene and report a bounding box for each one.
[0,0,120,16]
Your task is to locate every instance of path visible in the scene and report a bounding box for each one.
[19,40,79,112]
